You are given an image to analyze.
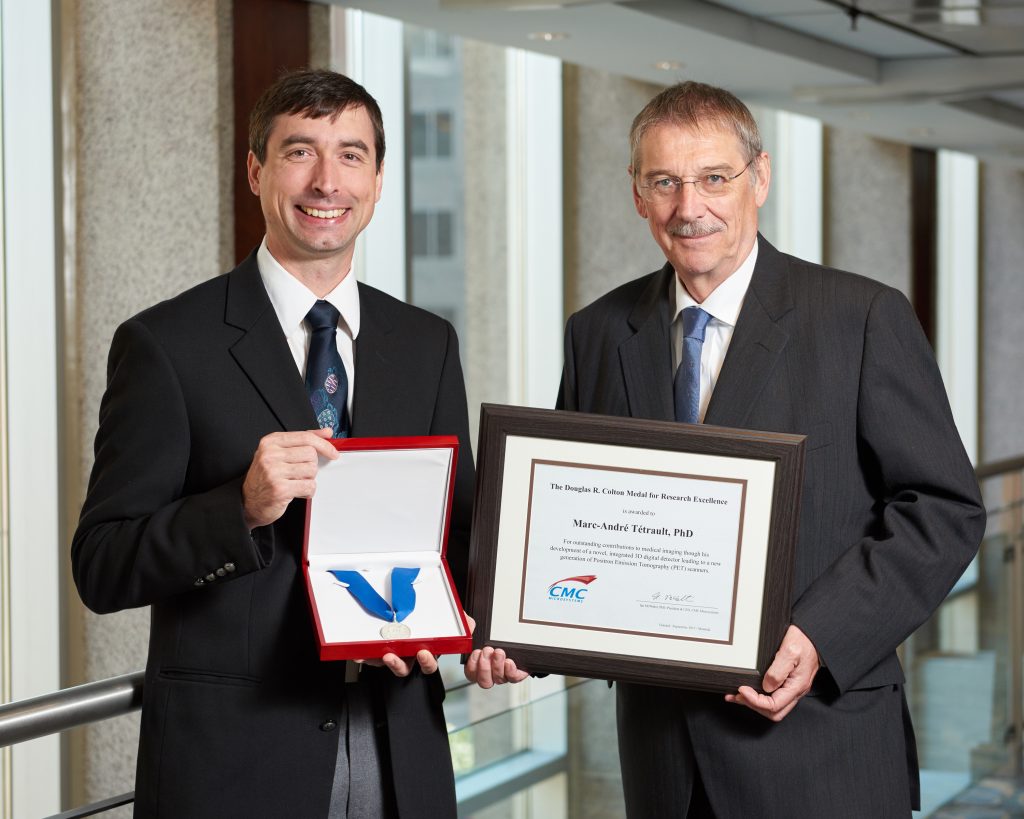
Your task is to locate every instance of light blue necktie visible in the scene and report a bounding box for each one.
[674,307,712,424]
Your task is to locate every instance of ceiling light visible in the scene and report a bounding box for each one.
[654,60,684,71]
[528,31,569,42]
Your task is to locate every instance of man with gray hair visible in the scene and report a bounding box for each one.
[557,81,984,817]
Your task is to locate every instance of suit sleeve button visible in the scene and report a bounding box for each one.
[205,573,216,582]
[224,563,236,572]
[216,567,227,577]
[194,578,205,587]
[319,719,337,732]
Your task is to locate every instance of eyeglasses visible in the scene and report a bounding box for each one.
[637,158,755,201]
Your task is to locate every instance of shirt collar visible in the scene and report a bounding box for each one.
[672,238,758,328]
[257,237,360,338]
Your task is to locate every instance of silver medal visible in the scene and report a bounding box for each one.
[380,621,411,640]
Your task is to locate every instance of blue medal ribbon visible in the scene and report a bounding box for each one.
[329,567,420,622]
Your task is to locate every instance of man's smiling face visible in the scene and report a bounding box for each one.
[632,122,769,297]
[247,106,383,277]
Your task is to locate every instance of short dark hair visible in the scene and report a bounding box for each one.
[630,81,762,180]
[248,69,385,170]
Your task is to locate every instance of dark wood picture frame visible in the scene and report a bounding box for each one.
[467,404,805,693]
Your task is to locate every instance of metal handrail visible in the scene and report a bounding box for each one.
[47,791,134,819]
[0,671,143,747]
[976,455,1024,480]
[0,668,471,750]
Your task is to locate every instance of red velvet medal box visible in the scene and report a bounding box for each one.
[303,435,473,660]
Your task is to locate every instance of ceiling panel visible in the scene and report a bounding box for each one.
[333,0,1024,166]
[759,9,955,56]
[875,8,1024,54]
[992,88,1024,105]
[702,0,829,14]
[854,0,1024,10]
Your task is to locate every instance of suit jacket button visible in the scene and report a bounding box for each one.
[319,719,337,732]
[224,563,236,573]
[215,567,227,577]
[205,573,216,582]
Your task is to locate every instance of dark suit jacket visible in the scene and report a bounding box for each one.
[72,251,474,818]
[557,236,985,814]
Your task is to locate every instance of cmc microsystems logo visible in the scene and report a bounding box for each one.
[547,575,597,603]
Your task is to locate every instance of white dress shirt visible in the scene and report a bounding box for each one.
[257,237,359,417]
[671,240,758,423]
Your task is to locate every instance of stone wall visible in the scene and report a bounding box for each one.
[66,0,233,808]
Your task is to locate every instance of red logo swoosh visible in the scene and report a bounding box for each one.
[548,575,597,589]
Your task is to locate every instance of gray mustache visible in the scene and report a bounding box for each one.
[668,220,725,238]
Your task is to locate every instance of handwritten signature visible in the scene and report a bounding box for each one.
[650,591,696,603]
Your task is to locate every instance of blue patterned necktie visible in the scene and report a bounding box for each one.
[674,306,712,424]
[304,300,350,437]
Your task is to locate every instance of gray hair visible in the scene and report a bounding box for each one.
[629,81,763,180]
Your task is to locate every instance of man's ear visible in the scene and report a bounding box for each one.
[247,151,262,196]
[754,152,771,209]
[630,168,649,219]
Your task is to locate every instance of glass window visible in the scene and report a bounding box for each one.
[410,211,454,258]
[337,12,567,816]
[433,31,454,60]
[436,211,453,256]
[410,111,453,159]
[411,112,428,157]
[408,28,454,61]
[408,27,429,60]
[403,20,567,817]
[406,26,466,343]
[412,211,429,256]
[436,110,452,157]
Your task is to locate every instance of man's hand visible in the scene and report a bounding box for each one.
[354,651,439,677]
[724,624,820,722]
[462,615,529,688]
[242,429,339,529]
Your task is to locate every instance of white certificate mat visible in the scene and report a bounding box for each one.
[521,459,749,643]
[490,437,776,671]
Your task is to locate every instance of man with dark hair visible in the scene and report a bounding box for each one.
[73,69,484,818]
[558,81,985,817]
[248,69,386,171]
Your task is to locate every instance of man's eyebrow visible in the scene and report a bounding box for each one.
[698,162,736,174]
[642,162,735,178]
[278,135,370,154]
[641,167,676,179]
[336,138,370,154]
[279,134,316,149]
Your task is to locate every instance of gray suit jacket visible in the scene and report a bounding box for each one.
[73,251,474,818]
[557,235,985,814]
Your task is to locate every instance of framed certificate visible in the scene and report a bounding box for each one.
[466,405,805,692]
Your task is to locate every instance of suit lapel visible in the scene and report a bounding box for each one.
[705,236,793,428]
[619,264,676,421]
[349,284,397,438]
[225,253,316,432]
